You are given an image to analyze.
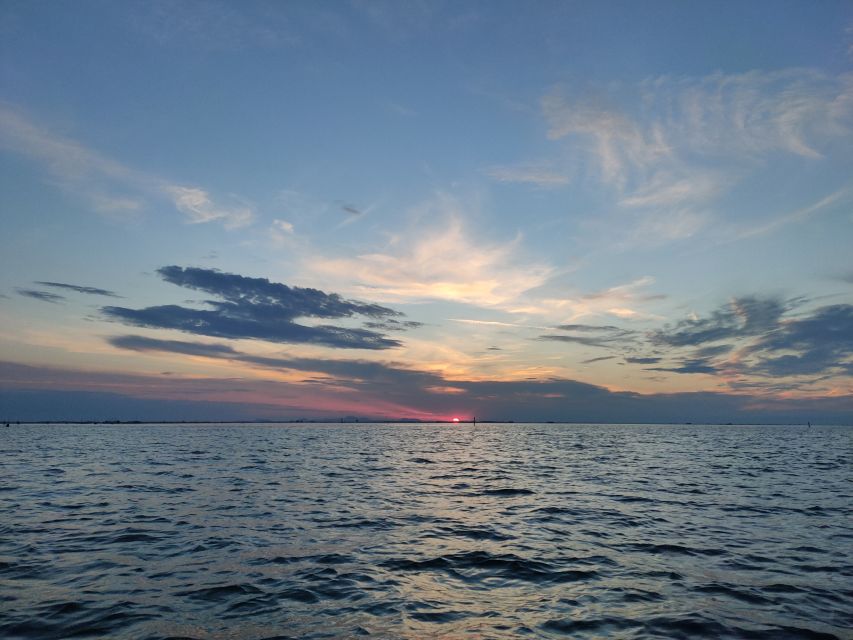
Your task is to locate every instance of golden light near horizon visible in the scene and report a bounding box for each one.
[0,1,850,425]
[1,3,851,640]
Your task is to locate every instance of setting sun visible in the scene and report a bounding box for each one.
[0,3,848,638]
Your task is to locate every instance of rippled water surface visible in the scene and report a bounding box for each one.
[1,423,851,639]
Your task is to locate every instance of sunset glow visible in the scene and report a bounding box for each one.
[0,2,850,424]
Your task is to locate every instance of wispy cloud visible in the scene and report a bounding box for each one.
[542,70,853,182]
[647,70,853,159]
[364,319,425,332]
[272,219,295,234]
[309,194,552,308]
[730,188,851,241]
[540,69,853,242]
[15,288,65,304]
[485,164,570,187]
[449,318,540,329]
[625,356,661,365]
[646,359,719,375]
[524,276,666,322]
[650,296,790,347]
[618,170,723,208]
[0,105,255,228]
[107,334,440,388]
[543,92,671,188]
[335,200,380,229]
[34,281,121,298]
[539,324,639,349]
[166,187,254,229]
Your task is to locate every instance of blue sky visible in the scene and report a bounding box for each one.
[1,1,852,422]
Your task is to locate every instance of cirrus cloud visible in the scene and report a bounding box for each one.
[0,105,254,228]
[308,196,552,309]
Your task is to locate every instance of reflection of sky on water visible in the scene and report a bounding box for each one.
[1,422,850,637]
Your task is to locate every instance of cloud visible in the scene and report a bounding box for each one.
[5,358,852,424]
[650,296,789,347]
[268,219,298,248]
[646,359,719,375]
[0,105,254,228]
[15,288,65,304]
[89,193,144,214]
[165,186,254,229]
[630,343,730,376]
[34,281,120,298]
[450,318,536,329]
[730,188,851,241]
[533,276,666,322]
[645,301,853,381]
[555,323,628,332]
[101,331,842,412]
[694,344,734,358]
[543,92,670,188]
[309,197,552,308]
[363,319,425,332]
[653,69,853,159]
[335,201,377,229]
[272,219,294,234]
[743,304,853,377]
[539,324,638,349]
[540,70,853,242]
[156,266,398,320]
[546,69,853,177]
[101,266,415,350]
[619,170,723,208]
[485,164,570,187]
[625,356,661,365]
[109,335,240,359]
[107,334,442,390]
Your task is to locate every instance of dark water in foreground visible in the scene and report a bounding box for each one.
[0,423,851,639]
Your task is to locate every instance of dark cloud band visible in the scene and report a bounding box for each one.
[102,266,418,350]
[35,281,120,297]
[16,288,65,304]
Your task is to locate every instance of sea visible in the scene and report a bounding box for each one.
[0,422,850,639]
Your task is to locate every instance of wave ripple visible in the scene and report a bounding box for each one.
[1,422,850,639]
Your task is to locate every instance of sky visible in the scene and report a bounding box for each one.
[1,0,852,423]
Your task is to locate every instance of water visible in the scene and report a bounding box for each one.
[1,422,851,639]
